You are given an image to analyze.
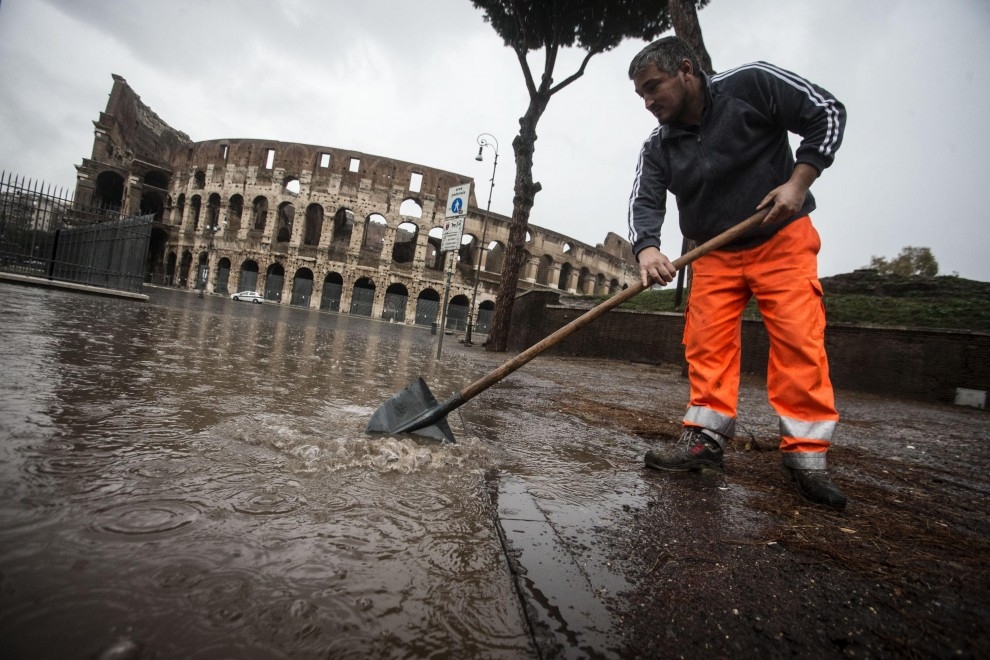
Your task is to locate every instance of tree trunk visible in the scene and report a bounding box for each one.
[669,0,714,74]
[485,92,549,352]
[669,0,712,306]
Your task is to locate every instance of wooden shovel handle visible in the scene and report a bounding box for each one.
[459,207,771,402]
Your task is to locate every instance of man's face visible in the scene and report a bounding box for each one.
[633,61,693,125]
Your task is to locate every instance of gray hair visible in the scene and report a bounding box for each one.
[628,36,702,79]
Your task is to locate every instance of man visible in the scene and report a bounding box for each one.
[627,36,847,511]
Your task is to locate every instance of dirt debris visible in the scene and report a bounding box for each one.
[555,392,990,658]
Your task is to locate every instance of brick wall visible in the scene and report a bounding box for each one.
[508,292,990,404]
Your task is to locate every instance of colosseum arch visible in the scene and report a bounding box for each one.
[290,267,314,306]
[446,294,470,331]
[399,198,422,218]
[415,288,441,326]
[361,214,387,257]
[207,193,221,230]
[536,254,554,286]
[140,189,165,222]
[486,241,505,274]
[237,259,260,292]
[227,194,244,232]
[175,193,186,226]
[252,196,268,231]
[276,202,295,242]
[303,204,324,246]
[425,227,443,271]
[265,262,285,301]
[321,271,343,311]
[189,195,202,231]
[392,221,419,265]
[283,175,301,195]
[332,208,354,244]
[93,171,124,210]
[215,257,231,294]
[350,277,376,317]
[558,262,573,291]
[383,283,409,322]
[577,267,593,295]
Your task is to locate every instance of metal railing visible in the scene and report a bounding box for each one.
[0,171,152,293]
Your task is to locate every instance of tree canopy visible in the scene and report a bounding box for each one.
[868,246,940,277]
[475,0,683,56]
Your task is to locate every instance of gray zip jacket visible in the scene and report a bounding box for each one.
[627,61,846,257]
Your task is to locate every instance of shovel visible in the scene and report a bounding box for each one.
[366,207,771,443]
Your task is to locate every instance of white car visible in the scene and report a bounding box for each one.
[231,291,264,304]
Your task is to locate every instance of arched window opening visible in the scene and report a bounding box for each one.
[93,171,124,210]
[362,214,388,253]
[425,227,444,271]
[537,255,554,286]
[350,277,376,317]
[383,283,409,322]
[415,288,441,326]
[399,198,422,218]
[276,202,295,242]
[333,208,354,243]
[176,193,186,225]
[486,241,506,274]
[304,204,324,246]
[227,195,244,232]
[265,262,285,301]
[190,195,202,230]
[207,193,221,230]
[558,262,573,291]
[252,196,268,231]
[139,192,165,222]
[577,267,592,295]
[392,221,419,264]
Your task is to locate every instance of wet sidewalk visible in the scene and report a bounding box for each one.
[452,342,990,658]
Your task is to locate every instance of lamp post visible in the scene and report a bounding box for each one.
[464,133,498,345]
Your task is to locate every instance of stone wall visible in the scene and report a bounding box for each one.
[508,291,990,405]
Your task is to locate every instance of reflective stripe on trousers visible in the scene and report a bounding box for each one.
[682,216,838,461]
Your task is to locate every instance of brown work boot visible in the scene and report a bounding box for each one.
[782,465,847,511]
[645,427,724,472]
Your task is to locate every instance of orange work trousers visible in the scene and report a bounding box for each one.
[683,216,838,468]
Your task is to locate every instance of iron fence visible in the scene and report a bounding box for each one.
[0,171,152,293]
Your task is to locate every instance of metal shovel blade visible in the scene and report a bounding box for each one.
[365,376,456,444]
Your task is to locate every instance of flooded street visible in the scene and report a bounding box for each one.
[0,285,545,658]
[7,283,985,658]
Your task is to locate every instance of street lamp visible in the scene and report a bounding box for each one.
[465,133,498,345]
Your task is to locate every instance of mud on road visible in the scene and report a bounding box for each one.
[552,363,990,659]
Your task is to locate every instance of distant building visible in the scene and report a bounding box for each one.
[74,74,636,330]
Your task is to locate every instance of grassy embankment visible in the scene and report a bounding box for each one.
[603,271,990,333]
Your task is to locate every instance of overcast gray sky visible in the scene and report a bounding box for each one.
[1,0,988,281]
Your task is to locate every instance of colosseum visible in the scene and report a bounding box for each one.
[73,74,637,334]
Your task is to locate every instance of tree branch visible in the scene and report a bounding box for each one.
[548,48,599,95]
[514,44,538,98]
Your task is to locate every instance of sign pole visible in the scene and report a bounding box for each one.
[437,251,454,359]
[436,183,470,359]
